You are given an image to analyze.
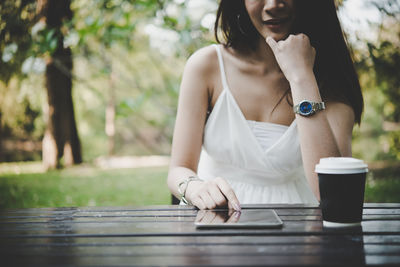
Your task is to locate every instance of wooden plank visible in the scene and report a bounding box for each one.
[1,220,399,237]
[1,231,399,254]
[0,215,325,224]
[366,255,400,265]
[0,253,372,266]
[2,214,398,225]
[0,204,319,214]
[2,208,399,221]
[2,234,400,246]
[0,234,377,267]
[363,215,400,221]
[0,206,195,215]
[1,238,399,267]
[363,209,400,215]
[0,210,199,219]
[364,203,400,209]
[3,244,398,259]
[0,235,371,246]
[4,216,399,226]
[1,208,317,218]
[0,203,397,216]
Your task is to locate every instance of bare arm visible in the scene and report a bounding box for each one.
[290,76,354,200]
[267,35,355,201]
[167,48,210,199]
[167,47,241,210]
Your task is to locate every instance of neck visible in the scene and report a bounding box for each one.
[240,37,281,74]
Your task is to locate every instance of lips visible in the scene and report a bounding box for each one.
[262,16,291,31]
[263,17,291,26]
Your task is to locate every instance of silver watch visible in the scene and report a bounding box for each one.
[294,100,325,116]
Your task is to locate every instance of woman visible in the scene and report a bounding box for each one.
[167,0,363,210]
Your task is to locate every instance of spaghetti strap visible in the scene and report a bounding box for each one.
[213,44,229,91]
[195,45,318,205]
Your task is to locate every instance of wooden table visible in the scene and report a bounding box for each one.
[1,203,399,266]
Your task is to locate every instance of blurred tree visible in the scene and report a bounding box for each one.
[1,0,219,161]
[65,0,217,156]
[0,0,37,161]
[37,0,82,169]
[367,0,400,159]
[0,0,37,82]
[368,0,400,122]
[1,0,82,167]
[70,0,162,155]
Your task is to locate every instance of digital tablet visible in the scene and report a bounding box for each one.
[194,209,283,229]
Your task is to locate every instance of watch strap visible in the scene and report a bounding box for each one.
[294,100,325,116]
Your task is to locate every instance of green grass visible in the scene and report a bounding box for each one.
[364,164,400,203]
[365,177,400,202]
[0,163,171,210]
[0,161,399,210]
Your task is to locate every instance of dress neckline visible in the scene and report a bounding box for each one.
[213,44,295,128]
[247,119,290,129]
[211,44,297,154]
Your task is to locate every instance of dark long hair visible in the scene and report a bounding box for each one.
[214,0,364,124]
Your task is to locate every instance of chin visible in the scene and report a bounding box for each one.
[265,33,288,41]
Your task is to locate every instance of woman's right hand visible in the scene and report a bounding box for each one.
[185,177,241,211]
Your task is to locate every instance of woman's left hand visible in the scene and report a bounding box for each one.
[266,34,316,84]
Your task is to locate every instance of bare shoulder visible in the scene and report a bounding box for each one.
[184,45,219,78]
[180,45,219,98]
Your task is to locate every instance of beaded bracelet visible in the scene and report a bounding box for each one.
[178,176,203,205]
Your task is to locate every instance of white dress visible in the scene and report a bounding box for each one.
[196,44,318,204]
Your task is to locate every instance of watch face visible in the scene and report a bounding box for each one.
[299,101,313,116]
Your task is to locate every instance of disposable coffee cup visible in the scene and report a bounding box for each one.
[315,157,368,228]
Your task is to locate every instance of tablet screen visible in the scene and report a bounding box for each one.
[194,209,283,229]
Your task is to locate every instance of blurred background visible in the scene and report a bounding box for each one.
[0,0,399,209]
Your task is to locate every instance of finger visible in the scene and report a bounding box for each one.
[287,34,295,40]
[191,197,206,210]
[199,192,217,210]
[228,209,235,217]
[227,211,241,223]
[215,178,241,211]
[213,212,226,223]
[265,36,278,52]
[208,184,228,207]
[195,210,207,222]
[300,33,309,41]
[202,210,217,223]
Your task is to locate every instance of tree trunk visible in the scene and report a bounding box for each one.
[39,0,82,169]
[0,111,3,162]
[106,71,116,156]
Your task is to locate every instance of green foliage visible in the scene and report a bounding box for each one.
[0,0,37,83]
[14,98,39,136]
[368,40,400,122]
[1,0,219,161]
[0,76,45,141]
[365,177,400,202]
[71,0,155,48]
[30,26,59,56]
[388,131,400,160]
[365,163,400,202]
[66,0,216,157]
[352,0,400,161]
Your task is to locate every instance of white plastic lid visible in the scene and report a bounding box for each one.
[315,157,368,174]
